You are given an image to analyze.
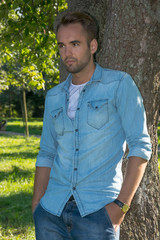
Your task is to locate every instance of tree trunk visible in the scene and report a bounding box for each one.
[9,87,12,117]
[22,86,29,138]
[60,1,160,239]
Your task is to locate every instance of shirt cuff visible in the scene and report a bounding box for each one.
[127,147,152,161]
[36,157,53,168]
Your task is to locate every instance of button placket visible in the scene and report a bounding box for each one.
[66,92,69,108]
[72,127,79,190]
[72,85,87,193]
[71,85,86,192]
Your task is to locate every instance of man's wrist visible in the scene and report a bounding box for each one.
[32,201,39,212]
[113,199,130,213]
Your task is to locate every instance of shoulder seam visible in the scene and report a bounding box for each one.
[47,81,66,97]
[115,72,130,107]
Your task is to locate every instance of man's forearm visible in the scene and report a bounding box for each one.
[106,156,148,232]
[32,166,51,212]
[117,156,148,206]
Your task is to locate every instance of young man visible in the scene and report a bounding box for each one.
[32,12,152,240]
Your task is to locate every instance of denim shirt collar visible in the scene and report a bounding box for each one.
[62,63,102,92]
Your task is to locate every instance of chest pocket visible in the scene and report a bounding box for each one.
[50,107,64,136]
[87,99,109,129]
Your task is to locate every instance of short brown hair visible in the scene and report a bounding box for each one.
[56,11,99,43]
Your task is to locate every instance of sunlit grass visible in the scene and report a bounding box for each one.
[5,118,43,135]
[0,134,40,240]
[0,120,159,239]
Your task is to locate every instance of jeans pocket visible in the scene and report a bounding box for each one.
[33,203,40,216]
[103,207,116,236]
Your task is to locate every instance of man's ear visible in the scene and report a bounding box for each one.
[90,39,98,54]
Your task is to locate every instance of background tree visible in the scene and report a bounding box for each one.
[0,60,8,92]
[59,1,160,239]
[0,0,67,137]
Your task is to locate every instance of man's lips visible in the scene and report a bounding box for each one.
[65,58,76,65]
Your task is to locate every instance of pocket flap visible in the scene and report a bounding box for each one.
[50,107,63,119]
[88,99,108,110]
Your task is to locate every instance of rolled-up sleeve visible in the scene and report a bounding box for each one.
[36,93,57,167]
[116,73,152,161]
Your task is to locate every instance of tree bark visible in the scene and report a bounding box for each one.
[60,0,160,239]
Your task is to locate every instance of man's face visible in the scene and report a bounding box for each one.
[57,23,94,74]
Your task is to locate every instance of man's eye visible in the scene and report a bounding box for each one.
[59,44,65,48]
[73,43,79,47]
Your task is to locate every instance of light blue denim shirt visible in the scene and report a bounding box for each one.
[36,64,152,217]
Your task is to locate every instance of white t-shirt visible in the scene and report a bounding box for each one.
[67,81,88,120]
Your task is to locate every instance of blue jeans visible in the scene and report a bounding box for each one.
[33,201,120,240]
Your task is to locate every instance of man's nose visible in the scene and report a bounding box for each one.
[65,46,72,57]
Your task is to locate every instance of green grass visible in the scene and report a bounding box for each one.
[0,119,159,239]
[4,118,43,135]
[0,134,40,240]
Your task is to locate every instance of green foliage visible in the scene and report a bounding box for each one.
[0,0,67,91]
[0,87,45,118]
[0,0,67,136]
[0,134,40,239]
[0,59,8,92]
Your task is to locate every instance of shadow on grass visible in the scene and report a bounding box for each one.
[6,125,42,135]
[0,144,24,149]
[0,191,34,230]
[0,151,38,160]
[0,166,34,182]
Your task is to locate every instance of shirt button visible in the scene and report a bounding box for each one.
[74,168,78,171]
[73,187,76,190]
[77,107,80,110]
[75,129,78,132]
[83,89,85,92]
[76,148,79,151]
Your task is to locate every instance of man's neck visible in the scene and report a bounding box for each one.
[72,62,96,85]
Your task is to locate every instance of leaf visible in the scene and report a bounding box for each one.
[0,0,67,93]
